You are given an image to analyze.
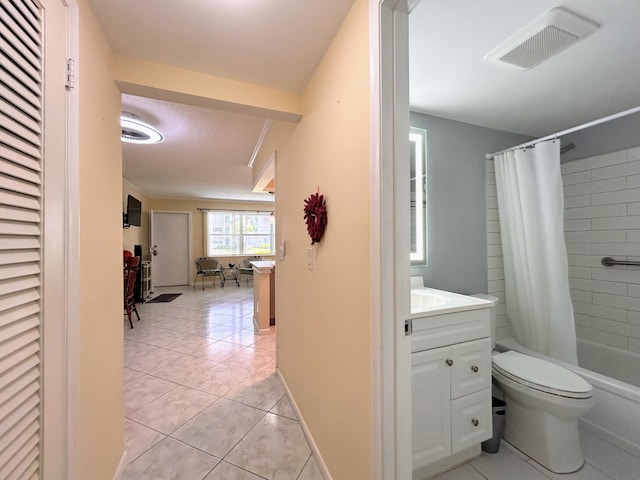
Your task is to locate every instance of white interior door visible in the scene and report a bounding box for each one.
[150,210,192,286]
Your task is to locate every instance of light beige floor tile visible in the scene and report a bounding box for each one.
[123,437,219,480]
[124,418,165,463]
[225,371,285,411]
[150,353,217,384]
[528,458,614,480]
[124,366,146,385]
[471,443,551,480]
[298,456,324,480]
[223,329,262,346]
[222,347,276,370]
[204,461,264,480]
[164,333,217,354]
[125,374,178,415]
[431,463,486,480]
[194,341,247,362]
[252,333,276,352]
[226,413,311,480]
[270,395,297,420]
[125,347,186,375]
[127,385,219,434]
[185,362,253,396]
[172,398,265,458]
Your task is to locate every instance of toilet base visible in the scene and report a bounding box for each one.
[502,391,585,473]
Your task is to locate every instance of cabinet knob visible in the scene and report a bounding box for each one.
[445,359,453,367]
[471,365,479,373]
[471,418,479,427]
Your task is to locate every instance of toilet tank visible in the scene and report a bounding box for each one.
[471,294,499,349]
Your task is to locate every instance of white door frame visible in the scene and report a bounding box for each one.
[150,210,193,287]
[370,1,412,479]
[41,0,80,478]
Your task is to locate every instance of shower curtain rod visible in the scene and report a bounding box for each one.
[485,105,640,160]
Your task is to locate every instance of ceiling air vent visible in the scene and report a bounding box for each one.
[484,7,598,70]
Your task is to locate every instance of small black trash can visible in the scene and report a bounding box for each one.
[481,397,506,454]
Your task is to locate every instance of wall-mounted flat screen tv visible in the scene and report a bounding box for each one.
[126,195,142,226]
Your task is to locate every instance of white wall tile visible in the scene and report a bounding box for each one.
[488,268,504,281]
[486,208,499,221]
[629,202,640,215]
[568,254,606,268]
[569,278,627,296]
[629,338,640,354]
[593,266,640,284]
[591,242,640,256]
[627,283,640,297]
[592,317,640,339]
[488,280,505,293]
[592,188,640,206]
[488,256,503,269]
[563,178,626,197]
[564,194,592,208]
[571,289,592,303]
[564,219,592,231]
[568,266,591,279]
[593,292,640,312]
[627,230,640,243]
[627,310,640,325]
[627,146,640,162]
[561,150,626,174]
[576,325,628,349]
[627,174,640,188]
[566,243,591,254]
[573,301,627,322]
[592,216,640,230]
[487,220,500,233]
[562,170,591,185]
[565,204,627,219]
[575,314,593,327]
[487,244,502,257]
[591,160,640,181]
[565,230,626,244]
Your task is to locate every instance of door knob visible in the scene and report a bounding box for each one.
[471,418,479,427]
[471,365,479,373]
[445,359,453,366]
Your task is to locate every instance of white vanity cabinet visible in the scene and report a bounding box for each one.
[411,306,493,479]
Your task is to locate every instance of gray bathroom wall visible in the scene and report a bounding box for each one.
[561,110,640,163]
[410,112,530,295]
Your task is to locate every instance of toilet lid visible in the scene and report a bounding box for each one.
[492,351,592,399]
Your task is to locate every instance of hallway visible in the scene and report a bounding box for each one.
[122,284,322,480]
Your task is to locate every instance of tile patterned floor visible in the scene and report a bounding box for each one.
[432,429,640,480]
[125,284,640,480]
[123,284,322,480]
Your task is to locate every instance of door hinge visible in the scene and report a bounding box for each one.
[405,319,412,336]
[65,58,75,89]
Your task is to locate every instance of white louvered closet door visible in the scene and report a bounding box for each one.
[0,0,44,478]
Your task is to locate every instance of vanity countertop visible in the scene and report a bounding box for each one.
[410,287,494,318]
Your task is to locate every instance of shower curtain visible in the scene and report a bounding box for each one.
[494,139,578,364]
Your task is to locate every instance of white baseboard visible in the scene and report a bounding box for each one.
[277,368,333,480]
[112,450,128,480]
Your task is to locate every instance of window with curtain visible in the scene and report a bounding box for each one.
[205,210,275,256]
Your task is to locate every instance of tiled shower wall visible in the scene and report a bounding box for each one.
[486,146,640,354]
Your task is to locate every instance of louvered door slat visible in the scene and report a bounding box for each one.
[0,409,39,467]
[0,205,40,223]
[0,190,40,210]
[0,98,41,135]
[0,276,40,296]
[0,76,41,112]
[0,250,40,265]
[0,81,41,122]
[0,21,40,67]
[0,7,41,58]
[0,0,43,477]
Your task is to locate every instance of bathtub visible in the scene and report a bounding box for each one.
[497,337,640,458]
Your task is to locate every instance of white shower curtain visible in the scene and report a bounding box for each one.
[494,139,578,364]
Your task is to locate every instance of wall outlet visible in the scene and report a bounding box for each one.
[307,246,313,270]
[278,241,286,260]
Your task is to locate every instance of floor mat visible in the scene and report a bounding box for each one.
[146,293,182,303]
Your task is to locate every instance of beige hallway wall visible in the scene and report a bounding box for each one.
[275,0,372,478]
[77,0,124,478]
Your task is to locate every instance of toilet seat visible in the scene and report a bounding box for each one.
[492,351,592,399]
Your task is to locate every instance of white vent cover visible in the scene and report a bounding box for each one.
[484,7,599,69]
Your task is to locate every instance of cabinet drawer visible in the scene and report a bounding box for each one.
[411,308,490,352]
[450,338,492,399]
[451,389,492,454]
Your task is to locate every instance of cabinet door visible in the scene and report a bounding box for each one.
[450,338,491,399]
[451,388,492,454]
[412,347,451,470]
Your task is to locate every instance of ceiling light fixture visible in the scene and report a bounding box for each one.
[121,114,164,144]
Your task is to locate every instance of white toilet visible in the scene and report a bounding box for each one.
[476,295,594,473]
